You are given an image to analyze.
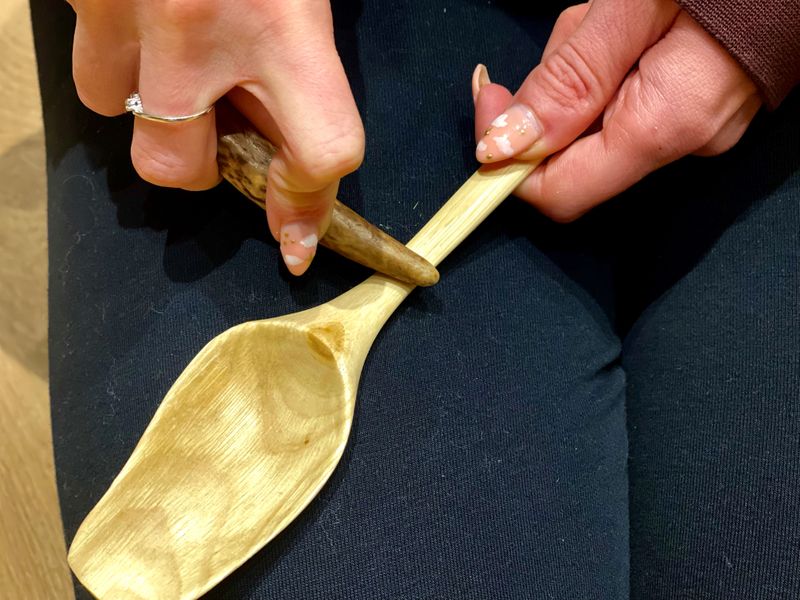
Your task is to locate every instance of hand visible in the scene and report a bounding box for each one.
[473,0,761,222]
[68,0,365,275]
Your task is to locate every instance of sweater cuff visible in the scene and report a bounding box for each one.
[676,0,800,108]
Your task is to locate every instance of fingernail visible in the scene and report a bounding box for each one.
[279,221,318,276]
[471,64,491,103]
[476,103,542,163]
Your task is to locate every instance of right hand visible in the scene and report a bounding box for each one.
[68,0,365,275]
[472,0,760,223]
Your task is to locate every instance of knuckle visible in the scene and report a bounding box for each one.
[535,40,601,110]
[558,4,586,26]
[538,202,583,224]
[131,143,202,188]
[524,184,585,224]
[517,169,584,223]
[695,134,739,157]
[291,128,365,186]
[660,104,720,153]
[73,77,119,117]
[73,79,98,113]
[687,119,719,150]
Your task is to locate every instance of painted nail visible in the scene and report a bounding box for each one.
[476,103,542,163]
[471,64,491,103]
[279,221,318,276]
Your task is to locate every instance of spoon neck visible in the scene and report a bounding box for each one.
[322,274,414,368]
[405,161,539,267]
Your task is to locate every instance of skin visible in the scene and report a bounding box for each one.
[473,0,761,222]
[68,0,760,272]
[68,0,365,275]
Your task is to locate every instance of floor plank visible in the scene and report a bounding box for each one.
[0,1,74,597]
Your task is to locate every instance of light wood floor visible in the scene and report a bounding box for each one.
[0,1,75,597]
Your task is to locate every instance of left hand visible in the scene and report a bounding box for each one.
[472,0,761,222]
[68,0,364,276]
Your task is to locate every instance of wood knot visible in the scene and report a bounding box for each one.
[306,322,345,363]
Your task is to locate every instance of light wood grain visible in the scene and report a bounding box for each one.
[68,157,542,599]
[0,1,74,598]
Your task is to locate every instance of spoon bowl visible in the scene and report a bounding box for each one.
[68,160,541,599]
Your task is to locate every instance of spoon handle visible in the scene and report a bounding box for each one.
[327,159,546,357]
[406,160,543,267]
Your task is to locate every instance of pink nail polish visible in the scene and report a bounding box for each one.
[279,221,318,276]
[476,103,542,163]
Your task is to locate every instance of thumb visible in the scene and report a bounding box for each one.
[476,0,679,163]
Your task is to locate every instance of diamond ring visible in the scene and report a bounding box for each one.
[124,92,213,124]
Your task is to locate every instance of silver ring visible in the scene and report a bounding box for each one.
[124,91,213,123]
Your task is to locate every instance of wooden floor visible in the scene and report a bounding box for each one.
[0,1,75,597]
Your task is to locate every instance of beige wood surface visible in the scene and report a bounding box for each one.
[0,1,74,598]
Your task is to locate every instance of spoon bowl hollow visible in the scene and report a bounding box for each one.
[69,319,358,599]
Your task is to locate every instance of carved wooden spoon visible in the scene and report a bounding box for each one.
[68,158,542,600]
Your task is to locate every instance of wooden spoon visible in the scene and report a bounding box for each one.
[68,158,542,600]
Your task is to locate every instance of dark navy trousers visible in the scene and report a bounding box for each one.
[32,0,800,597]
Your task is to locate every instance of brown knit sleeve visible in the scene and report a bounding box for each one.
[676,0,800,108]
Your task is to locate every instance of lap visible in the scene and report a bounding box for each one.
[37,1,629,598]
[38,0,798,596]
[622,93,800,599]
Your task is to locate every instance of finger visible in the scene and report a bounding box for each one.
[538,4,599,140]
[476,0,679,164]
[71,10,138,116]
[511,68,671,220]
[239,10,364,276]
[512,75,755,222]
[512,9,761,222]
[472,65,513,142]
[130,14,228,192]
[475,83,513,143]
[541,3,591,60]
[131,76,221,192]
[540,4,606,142]
[511,130,639,222]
